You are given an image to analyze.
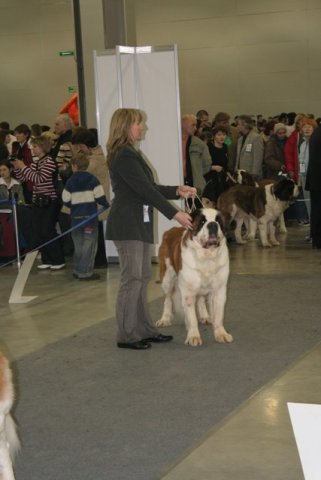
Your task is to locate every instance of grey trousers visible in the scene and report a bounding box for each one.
[114,240,158,343]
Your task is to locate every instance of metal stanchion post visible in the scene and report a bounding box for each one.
[6,205,107,303]
[11,195,21,270]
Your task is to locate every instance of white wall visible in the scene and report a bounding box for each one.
[0,0,77,129]
[135,0,321,119]
[2,0,321,128]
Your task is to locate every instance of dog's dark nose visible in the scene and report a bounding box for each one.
[207,222,218,235]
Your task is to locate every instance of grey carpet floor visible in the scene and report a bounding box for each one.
[13,273,321,480]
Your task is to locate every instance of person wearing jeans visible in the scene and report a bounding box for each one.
[62,152,109,280]
[72,223,98,279]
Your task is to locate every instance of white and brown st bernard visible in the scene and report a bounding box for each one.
[233,170,288,236]
[217,177,299,247]
[0,353,20,480]
[156,208,233,346]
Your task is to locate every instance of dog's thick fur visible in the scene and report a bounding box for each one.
[217,177,299,247]
[0,353,20,480]
[156,208,233,346]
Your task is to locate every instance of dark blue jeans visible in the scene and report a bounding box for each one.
[72,223,98,278]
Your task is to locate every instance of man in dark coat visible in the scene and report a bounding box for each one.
[306,125,321,248]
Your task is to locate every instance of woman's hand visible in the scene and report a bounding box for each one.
[212,165,223,172]
[11,159,25,170]
[176,185,197,198]
[173,211,193,230]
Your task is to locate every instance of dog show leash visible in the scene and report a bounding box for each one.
[184,194,205,213]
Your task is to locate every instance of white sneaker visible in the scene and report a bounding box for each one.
[50,264,66,270]
[37,264,52,270]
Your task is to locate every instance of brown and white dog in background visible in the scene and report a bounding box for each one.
[233,169,258,187]
[0,353,20,480]
[233,169,288,238]
[218,177,299,247]
[156,208,233,346]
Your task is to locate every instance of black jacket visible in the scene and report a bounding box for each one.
[306,125,321,192]
[106,146,178,243]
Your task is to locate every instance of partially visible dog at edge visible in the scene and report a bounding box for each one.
[0,353,20,480]
[156,208,233,346]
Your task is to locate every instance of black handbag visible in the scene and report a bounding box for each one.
[32,194,51,208]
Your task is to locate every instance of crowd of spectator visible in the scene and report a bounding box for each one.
[0,107,320,269]
[191,110,321,246]
[0,115,110,274]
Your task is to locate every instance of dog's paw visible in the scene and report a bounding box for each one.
[261,242,272,248]
[185,335,203,346]
[214,327,233,343]
[271,240,280,246]
[236,239,247,245]
[155,316,172,327]
[278,227,287,234]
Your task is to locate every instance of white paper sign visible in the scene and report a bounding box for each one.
[288,402,321,480]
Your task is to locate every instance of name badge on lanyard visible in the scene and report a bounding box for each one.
[143,205,150,223]
[245,143,252,153]
[299,163,306,174]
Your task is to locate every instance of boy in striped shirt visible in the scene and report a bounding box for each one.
[62,152,109,280]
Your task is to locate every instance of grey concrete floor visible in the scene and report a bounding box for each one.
[1,223,320,479]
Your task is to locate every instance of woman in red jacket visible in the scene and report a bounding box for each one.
[284,114,309,225]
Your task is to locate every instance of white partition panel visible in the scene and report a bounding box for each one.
[94,45,182,260]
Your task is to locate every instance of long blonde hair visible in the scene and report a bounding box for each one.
[106,108,143,166]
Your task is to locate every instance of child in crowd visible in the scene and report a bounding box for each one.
[62,152,109,281]
[0,160,25,260]
[0,159,25,206]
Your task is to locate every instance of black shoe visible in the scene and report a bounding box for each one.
[117,341,151,350]
[72,273,79,279]
[142,334,173,343]
[78,273,101,281]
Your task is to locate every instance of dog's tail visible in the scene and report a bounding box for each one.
[5,414,20,460]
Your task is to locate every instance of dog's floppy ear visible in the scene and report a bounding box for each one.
[242,171,256,186]
[273,177,294,200]
[190,208,202,222]
[185,209,202,240]
[215,210,227,235]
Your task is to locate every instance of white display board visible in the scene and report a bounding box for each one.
[93,45,183,260]
[288,402,321,480]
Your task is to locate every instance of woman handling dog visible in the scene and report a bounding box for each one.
[106,108,196,350]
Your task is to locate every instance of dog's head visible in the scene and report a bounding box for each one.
[234,169,257,186]
[272,177,300,201]
[185,208,225,249]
